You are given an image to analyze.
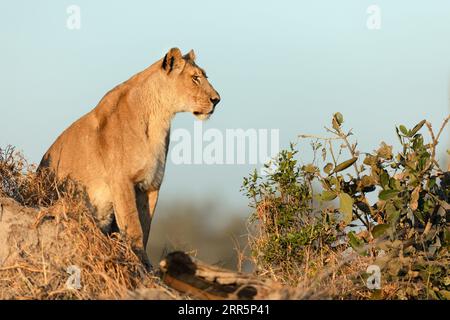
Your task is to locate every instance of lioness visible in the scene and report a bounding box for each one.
[38,48,220,266]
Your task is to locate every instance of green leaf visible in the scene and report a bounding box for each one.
[372,224,390,238]
[339,193,354,224]
[386,203,400,226]
[321,190,337,201]
[334,112,344,125]
[410,120,426,136]
[333,157,358,174]
[399,125,408,135]
[379,189,400,200]
[323,163,334,174]
[303,164,317,173]
[395,127,403,144]
[332,113,344,130]
[348,232,366,255]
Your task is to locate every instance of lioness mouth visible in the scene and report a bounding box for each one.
[193,111,213,116]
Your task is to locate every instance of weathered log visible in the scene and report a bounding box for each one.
[159,251,294,300]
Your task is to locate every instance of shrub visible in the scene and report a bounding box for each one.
[242,114,450,299]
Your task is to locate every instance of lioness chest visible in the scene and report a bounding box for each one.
[135,127,171,192]
[89,121,171,231]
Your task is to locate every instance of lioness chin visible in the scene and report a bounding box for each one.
[38,48,220,267]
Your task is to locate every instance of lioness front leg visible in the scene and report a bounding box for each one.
[110,180,151,267]
[143,189,159,249]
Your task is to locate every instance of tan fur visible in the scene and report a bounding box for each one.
[38,48,220,266]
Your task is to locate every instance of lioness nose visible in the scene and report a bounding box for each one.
[210,95,220,107]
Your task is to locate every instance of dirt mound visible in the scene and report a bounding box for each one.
[0,196,179,299]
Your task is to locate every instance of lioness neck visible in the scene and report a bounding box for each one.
[132,65,178,122]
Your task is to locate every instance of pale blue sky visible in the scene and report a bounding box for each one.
[1,1,449,215]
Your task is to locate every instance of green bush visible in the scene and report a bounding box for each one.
[242,113,450,299]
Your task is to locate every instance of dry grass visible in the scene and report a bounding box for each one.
[0,146,180,299]
[245,198,449,300]
[245,220,374,299]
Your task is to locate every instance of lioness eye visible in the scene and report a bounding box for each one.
[192,75,200,83]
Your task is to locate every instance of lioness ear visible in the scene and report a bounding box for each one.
[162,47,184,73]
[184,49,196,61]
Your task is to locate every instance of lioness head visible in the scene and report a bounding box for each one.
[161,47,221,120]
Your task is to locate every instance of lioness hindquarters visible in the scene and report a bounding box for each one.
[39,47,221,268]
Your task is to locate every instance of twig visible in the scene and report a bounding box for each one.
[41,241,48,285]
[435,115,450,143]
[0,264,43,273]
[298,134,341,141]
